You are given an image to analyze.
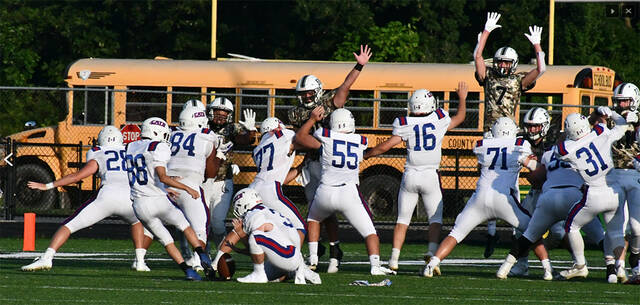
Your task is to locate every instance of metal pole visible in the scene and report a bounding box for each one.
[211,0,217,59]
[548,0,555,108]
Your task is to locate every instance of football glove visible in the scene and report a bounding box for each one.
[484,12,502,33]
[239,109,257,132]
[525,25,543,45]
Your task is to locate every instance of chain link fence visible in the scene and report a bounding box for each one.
[0,87,603,225]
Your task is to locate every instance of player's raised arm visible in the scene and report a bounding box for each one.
[364,136,402,160]
[448,81,469,130]
[475,12,502,82]
[294,106,324,150]
[521,26,546,89]
[28,159,99,190]
[333,45,372,108]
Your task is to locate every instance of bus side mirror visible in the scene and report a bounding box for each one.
[24,121,37,130]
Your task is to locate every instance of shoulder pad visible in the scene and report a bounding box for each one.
[148,141,160,151]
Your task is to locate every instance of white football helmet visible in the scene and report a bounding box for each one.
[98,126,123,147]
[207,97,234,123]
[232,188,263,218]
[491,117,519,138]
[330,108,356,134]
[182,99,206,111]
[564,113,591,141]
[141,117,171,142]
[523,107,551,141]
[613,82,640,112]
[260,117,284,135]
[296,75,324,108]
[408,89,437,115]
[179,107,208,131]
[493,46,519,76]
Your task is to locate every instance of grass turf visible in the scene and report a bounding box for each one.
[1,238,638,304]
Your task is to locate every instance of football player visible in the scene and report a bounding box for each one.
[212,188,321,284]
[249,117,307,246]
[295,107,396,275]
[204,97,257,248]
[22,126,154,272]
[474,12,547,255]
[590,86,640,283]
[288,45,372,272]
[126,117,214,281]
[364,82,468,271]
[554,110,629,281]
[167,106,221,269]
[424,117,538,277]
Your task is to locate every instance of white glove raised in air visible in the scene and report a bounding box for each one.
[484,12,502,33]
[231,164,240,175]
[597,106,613,117]
[239,109,257,132]
[525,25,543,45]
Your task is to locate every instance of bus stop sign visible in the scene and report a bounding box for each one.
[121,124,141,144]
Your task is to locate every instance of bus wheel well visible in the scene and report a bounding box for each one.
[359,165,402,220]
[14,156,57,210]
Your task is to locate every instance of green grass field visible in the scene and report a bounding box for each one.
[1,237,638,304]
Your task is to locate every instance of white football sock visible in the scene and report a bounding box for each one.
[43,248,56,260]
[369,254,381,267]
[135,248,147,262]
[308,242,318,257]
[541,259,552,271]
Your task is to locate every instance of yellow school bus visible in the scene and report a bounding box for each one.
[6,57,622,216]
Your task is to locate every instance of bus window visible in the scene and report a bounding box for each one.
[73,86,113,125]
[126,86,167,123]
[379,91,409,127]
[594,96,609,107]
[347,90,374,128]
[581,95,591,116]
[171,87,203,124]
[449,91,480,130]
[239,88,269,123]
[274,89,297,124]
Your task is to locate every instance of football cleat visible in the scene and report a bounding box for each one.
[508,257,529,277]
[21,257,52,271]
[294,266,306,285]
[198,252,215,280]
[559,264,588,280]
[424,254,441,276]
[484,234,499,258]
[237,270,268,283]
[422,264,436,278]
[496,254,516,279]
[543,268,553,281]
[371,265,397,276]
[625,274,640,285]
[617,265,628,284]
[186,255,204,272]
[388,257,399,271]
[185,268,202,281]
[135,261,151,272]
[327,258,340,273]
[326,244,343,273]
[308,255,318,271]
[607,264,617,283]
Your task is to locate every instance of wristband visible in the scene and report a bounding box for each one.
[526,160,538,171]
[354,63,363,71]
[45,182,55,190]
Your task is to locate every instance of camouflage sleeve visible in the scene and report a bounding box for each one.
[518,72,536,91]
[288,106,306,128]
[323,89,339,109]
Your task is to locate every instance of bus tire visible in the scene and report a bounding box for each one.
[15,163,56,211]
[359,174,400,219]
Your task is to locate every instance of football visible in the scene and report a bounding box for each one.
[216,253,235,281]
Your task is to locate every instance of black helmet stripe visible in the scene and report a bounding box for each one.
[501,47,507,56]
[300,75,309,89]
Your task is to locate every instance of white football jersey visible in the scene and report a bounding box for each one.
[555,123,625,186]
[126,139,171,198]
[243,204,296,235]
[86,145,130,189]
[167,128,217,188]
[314,128,368,185]
[392,109,451,170]
[540,149,584,192]
[253,128,296,184]
[474,137,532,192]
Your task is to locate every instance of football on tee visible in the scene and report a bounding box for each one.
[216,253,235,281]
